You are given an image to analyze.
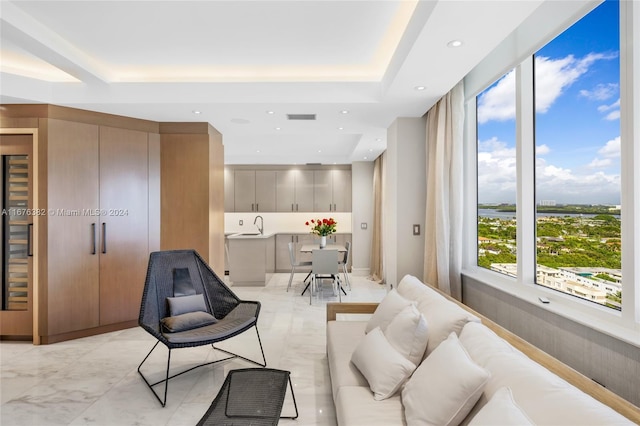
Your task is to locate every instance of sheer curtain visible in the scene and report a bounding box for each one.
[369,153,385,283]
[423,81,465,299]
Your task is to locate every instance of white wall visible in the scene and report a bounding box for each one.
[384,117,427,286]
[351,161,374,275]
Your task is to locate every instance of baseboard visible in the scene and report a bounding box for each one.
[351,267,370,277]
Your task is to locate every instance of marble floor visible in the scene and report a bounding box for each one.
[0,273,387,426]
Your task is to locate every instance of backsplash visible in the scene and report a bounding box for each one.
[225,212,353,235]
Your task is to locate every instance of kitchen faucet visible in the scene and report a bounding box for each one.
[254,215,264,235]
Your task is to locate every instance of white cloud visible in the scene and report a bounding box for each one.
[580,83,618,100]
[588,158,612,168]
[478,137,620,204]
[477,70,516,124]
[605,110,620,121]
[536,144,550,155]
[478,52,617,125]
[598,136,621,158]
[597,98,620,112]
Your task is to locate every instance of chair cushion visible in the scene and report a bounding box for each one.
[166,293,208,316]
[163,315,256,344]
[161,311,217,333]
[365,289,413,333]
[402,332,490,426]
[350,327,416,400]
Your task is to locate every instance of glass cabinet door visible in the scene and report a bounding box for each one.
[1,135,32,313]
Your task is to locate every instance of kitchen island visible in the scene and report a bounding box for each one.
[227,232,275,286]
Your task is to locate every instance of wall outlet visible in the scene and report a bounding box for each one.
[413,224,420,235]
[239,220,243,226]
[361,222,367,230]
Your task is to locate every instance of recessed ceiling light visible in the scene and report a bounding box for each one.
[256,150,261,153]
[376,138,382,142]
[275,127,281,130]
[266,110,275,114]
[414,86,426,91]
[447,39,463,48]
[369,149,373,152]
[337,127,344,130]
[318,150,322,153]
[192,110,201,114]
[341,110,349,114]
[364,156,368,160]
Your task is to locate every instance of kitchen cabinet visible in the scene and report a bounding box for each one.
[234,170,276,212]
[46,119,149,335]
[276,169,314,212]
[313,169,352,212]
[224,168,234,212]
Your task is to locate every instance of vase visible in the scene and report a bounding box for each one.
[320,236,327,249]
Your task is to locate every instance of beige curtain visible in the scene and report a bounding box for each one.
[370,153,385,283]
[423,81,464,299]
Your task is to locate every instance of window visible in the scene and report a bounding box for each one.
[533,0,621,309]
[476,70,517,277]
[470,0,635,318]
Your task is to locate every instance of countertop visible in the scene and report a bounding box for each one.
[227,232,276,239]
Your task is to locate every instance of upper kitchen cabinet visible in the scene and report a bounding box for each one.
[233,170,276,212]
[276,169,314,212]
[313,169,351,212]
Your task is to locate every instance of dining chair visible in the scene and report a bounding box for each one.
[337,241,351,290]
[310,249,342,304]
[287,242,312,292]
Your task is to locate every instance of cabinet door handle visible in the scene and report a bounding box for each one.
[101,222,107,254]
[296,203,298,211]
[334,203,337,211]
[257,203,259,211]
[27,223,33,257]
[91,223,96,255]
[252,203,255,211]
[329,204,332,211]
[292,203,294,212]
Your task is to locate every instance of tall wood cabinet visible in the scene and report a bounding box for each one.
[45,120,150,336]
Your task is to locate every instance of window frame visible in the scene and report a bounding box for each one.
[462,0,640,345]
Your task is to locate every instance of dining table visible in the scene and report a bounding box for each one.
[299,244,347,296]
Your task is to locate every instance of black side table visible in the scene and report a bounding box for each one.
[197,368,298,426]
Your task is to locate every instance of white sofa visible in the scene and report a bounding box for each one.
[326,275,640,425]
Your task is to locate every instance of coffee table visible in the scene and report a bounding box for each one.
[196,368,298,426]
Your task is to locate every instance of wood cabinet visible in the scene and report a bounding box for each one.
[227,165,351,213]
[276,169,314,212]
[234,170,276,212]
[313,169,351,212]
[46,120,150,335]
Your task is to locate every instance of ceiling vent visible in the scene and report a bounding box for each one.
[287,114,316,121]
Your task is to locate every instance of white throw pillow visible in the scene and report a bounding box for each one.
[350,327,417,400]
[384,304,429,366]
[402,332,490,426]
[468,387,534,426]
[365,288,413,333]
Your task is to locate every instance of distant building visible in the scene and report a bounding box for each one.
[539,200,556,206]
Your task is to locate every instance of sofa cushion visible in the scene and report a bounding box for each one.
[395,275,480,357]
[397,274,446,306]
[468,387,533,426]
[402,332,490,426]
[351,327,417,400]
[385,304,429,366]
[336,386,406,426]
[365,289,413,334]
[326,320,369,399]
[459,322,634,426]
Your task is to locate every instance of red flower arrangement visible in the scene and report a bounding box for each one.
[306,218,337,236]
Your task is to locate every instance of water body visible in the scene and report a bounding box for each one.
[478,209,621,220]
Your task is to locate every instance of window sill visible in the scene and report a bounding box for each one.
[461,266,640,349]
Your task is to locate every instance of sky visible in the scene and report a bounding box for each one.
[477,0,620,205]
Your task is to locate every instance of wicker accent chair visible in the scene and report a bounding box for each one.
[138,250,266,407]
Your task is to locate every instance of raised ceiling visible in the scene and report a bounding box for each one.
[0,0,545,164]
